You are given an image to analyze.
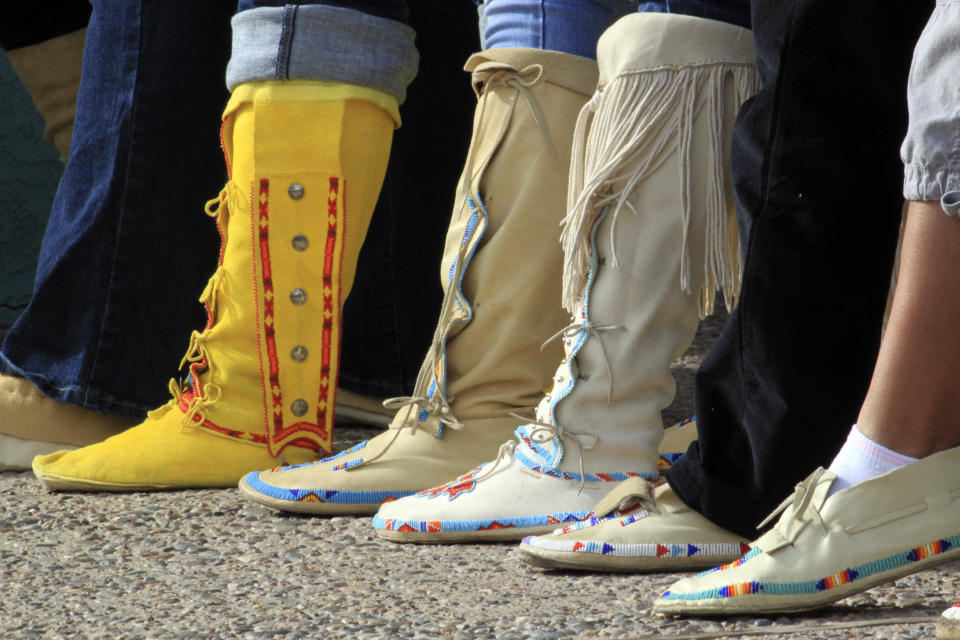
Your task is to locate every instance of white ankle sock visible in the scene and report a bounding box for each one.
[827,424,918,496]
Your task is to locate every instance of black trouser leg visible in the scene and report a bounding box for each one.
[667,0,932,539]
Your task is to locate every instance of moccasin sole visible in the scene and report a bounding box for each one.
[33,472,181,492]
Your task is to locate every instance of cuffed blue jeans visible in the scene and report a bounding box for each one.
[226,0,749,98]
[0,0,230,419]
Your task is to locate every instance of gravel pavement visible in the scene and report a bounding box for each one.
[2,311,958,639]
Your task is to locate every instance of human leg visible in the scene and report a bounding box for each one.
[516,0,932,568]
[0,0,233,468]
[854,202,960,456]
[655,202,960,612]
[656,201,960,614]
[371,6,756,542]
[665,0,931,538]
[656,2,960,613]
[238,0,611,514]
[32,1,417,490]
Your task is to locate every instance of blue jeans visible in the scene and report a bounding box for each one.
[0,0,230,420]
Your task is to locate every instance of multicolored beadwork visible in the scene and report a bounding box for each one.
[415,198,485,435]
[522,534,752,559]
[254,177,338,456]
[416,466,483,501]
[373,510,591,534]
[659,534,960,601]
[549,502,647,536]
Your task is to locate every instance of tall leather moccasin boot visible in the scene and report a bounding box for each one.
[239,48,599,514]
[6,28,87,162]
[374,14,759,543]
[32,81,397,490]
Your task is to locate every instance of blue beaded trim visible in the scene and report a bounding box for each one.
[242,470,416,506]
[544,209,606,426]
[660,534,960,601]
[513,445,657,484]
[515,424,564,469]
[659,452,685,466]
[695,547,762,576]
[420,197,485,436]
[549,511,624,535]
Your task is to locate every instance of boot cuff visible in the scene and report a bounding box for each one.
[597,13,754,87]
[464,48,599,97]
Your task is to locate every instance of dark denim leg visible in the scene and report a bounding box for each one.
[0,0,232,420]
[667,0,933,538]
[340,0,480,397]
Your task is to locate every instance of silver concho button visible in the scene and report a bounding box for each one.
[291,399,309,417]
[292,234,309,251]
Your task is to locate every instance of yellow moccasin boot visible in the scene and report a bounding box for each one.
[32,80,398,490]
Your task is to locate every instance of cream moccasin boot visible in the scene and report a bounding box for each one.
[32,81,397,490]
[655,446,960,616]
[372,13,758,543]
[239,48,600,514]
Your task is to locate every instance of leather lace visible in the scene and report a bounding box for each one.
[541,321,624,405]
[372,62,558,465]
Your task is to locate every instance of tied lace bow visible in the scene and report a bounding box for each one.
[757,467,831,542]
[508,412,598,494]
[460,62,557,214]
[343,395,466,471]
